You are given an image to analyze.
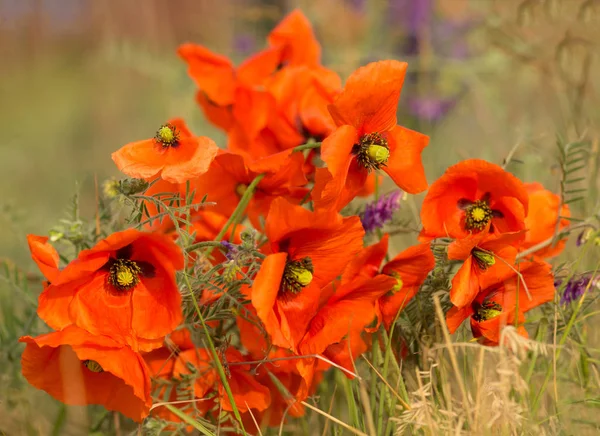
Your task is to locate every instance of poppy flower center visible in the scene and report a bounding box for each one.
[236,183,248,197]
[108,259,142,291]
[83,359,104,373]
[155,124,180,148]
[464,200,493,231]
[472,300,502,322]
[354,132,390,171]
[386,272,404,296]
[281,257,314,294]
[471,248,495,270]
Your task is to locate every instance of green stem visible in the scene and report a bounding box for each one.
[292,141,321,153]
[185,273,247,434]
[185,241,228,253]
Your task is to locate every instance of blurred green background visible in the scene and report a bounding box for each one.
[1,0,599,434]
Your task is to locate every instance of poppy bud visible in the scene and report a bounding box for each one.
[119,178,150,196]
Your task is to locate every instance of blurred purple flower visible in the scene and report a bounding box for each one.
[346,0,366,11]
[233,34,256,56]
[388,0,433,34]
[360,191,402,233]
[557,274,599,305]
[221,240,238,260]
[408,96,456,122]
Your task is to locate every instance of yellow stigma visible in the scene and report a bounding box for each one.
[116,267,135,287]
[288,267,313,287]
[282,257,314,294]
[471,207,486,222]
[83,359,104,373]
[366,145,390,164]
[108,258,142,291]
[356,132,389,171]
[386,272,403,296]
[155,123,180,147]
[236,184,248,197]
[473,301,503,322]
[158,126,175,143]
[472,248,495,270]
[464,199,493,231]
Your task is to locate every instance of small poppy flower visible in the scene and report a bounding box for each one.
[251,197,365,351]
[446,260,555,344]
[313,60,429,211]
[190,151,308,229]
[37,229,184,351]
[20,326,151,422]
[339,235,435,329]
[448,231,524,308]
[174,346,271,414]
[521,182,571,258]
[27,234,60,283]
[420,159,529,240]
[112,118,219,184]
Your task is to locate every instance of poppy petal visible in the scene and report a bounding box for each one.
[384,125,429,194]
[329,60,407,134]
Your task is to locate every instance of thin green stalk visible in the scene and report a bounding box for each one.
[340,371,361,429]
[214,173,266,244]
[292,141,321,153]
[179,260,247,434]
[50,404,66,436]
[164,404,214,436]
[185,241,228,253]
[532,250,597,412]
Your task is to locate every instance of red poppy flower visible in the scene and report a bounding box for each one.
[299,274,396,365]
[268,9,321,68]
[190,151,308,229]
[339,235,435,329]
[27,234,60,283]
[178,43,281,110]
[174,346,271,414]
[237,312,319,429]
[448,231,524,308]
[420,159,529,240]
[521,182,571,258]
[112,118,219,184]
[266,65,341,148]
[251,197,365,351]
[20,326,151,422]
[37,229,184,351]
[446,260,555,344]
[313,60,429,211]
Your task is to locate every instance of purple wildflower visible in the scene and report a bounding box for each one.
[407,96,457,122]
[220,240,238,260]
[558,274,599,305]
[360,191,403,233]
[233,34,256,56]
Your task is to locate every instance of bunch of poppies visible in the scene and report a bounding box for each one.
[20,9,569,432]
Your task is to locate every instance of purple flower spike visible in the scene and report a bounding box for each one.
[558,274,599,306]
[360,191,403,233]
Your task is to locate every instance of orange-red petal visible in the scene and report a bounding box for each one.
[329,60,407,134]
